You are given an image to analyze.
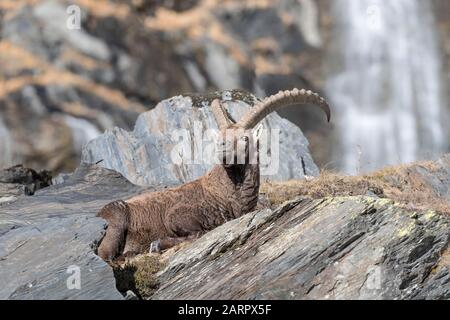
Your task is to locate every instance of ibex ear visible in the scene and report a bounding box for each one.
[252,123,264,141]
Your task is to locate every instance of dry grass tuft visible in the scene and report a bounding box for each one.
[112,254,166,299]
[261,160,450,215]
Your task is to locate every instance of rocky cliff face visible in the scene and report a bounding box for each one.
[153,196,450,299]
[0,0,331,173]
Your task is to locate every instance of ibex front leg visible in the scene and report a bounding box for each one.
[149,234,202,253]
[97,201,129,261]
[150,205,206,253]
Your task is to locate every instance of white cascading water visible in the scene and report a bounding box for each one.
[326,0,448,174]
[0,116,12,169]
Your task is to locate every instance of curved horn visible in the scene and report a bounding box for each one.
[237,88,331,129]
[211,99,233,130]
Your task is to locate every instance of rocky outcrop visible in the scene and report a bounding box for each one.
[82,90,320,186]
[151,195,450,299]
[103,157,450,300]
[0,164,151,299]
[0,165,52,204]
[1,155,449,299]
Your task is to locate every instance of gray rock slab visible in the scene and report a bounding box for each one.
[0,164,150,300]
[152,196,450,300]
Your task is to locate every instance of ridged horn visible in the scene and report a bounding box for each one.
[211,99,233,129]
[237,88,331,129]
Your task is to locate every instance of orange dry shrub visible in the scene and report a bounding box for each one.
[260,160,450,215]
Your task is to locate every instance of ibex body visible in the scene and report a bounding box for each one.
[97,89,330,261]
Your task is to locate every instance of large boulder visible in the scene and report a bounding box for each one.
[0,164,149,299]
[81,91,321,186]
[152,195,450,299]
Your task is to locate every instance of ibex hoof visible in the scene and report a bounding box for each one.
[149,240,161,253]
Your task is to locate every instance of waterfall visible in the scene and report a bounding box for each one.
[326,0,448,174]
[0,116,13,169]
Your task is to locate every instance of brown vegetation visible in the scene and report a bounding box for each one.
[112,254,166,299]
[261,160,450,214]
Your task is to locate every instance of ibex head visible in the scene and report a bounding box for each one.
[211,88,331,166]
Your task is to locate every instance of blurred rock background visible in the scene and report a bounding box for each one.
[0,0,449,174]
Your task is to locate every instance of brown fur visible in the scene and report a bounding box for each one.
[97,163,259,261]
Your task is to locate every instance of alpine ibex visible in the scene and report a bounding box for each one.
[97,89,330,261]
